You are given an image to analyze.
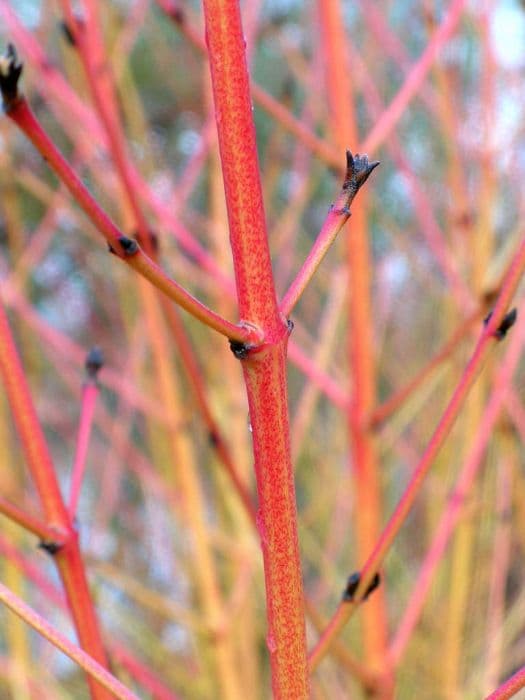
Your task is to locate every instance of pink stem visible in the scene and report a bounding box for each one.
[484,667,525,700]
[388,313,525,665]
[361,0,467,153]
[68,381,99,519]
[0,581,140,700]
[310,218,525,668]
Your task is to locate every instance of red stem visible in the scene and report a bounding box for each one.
[4,98,259,345]
[0,303,69,529]
[202,1,309,696]
[155,0,341,170]
[58,5,258,526]
[0,300,112,700]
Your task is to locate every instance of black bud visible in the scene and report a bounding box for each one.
[38,540,63,556]
[484,307,518,340]
[496,308,518,339]
[342,571,381,602]
[118,236,139,256]
[85,346,104,380]
[343,151,380,194]
[229,340,250,360]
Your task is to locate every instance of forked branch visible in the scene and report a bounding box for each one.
[0,44,261,346]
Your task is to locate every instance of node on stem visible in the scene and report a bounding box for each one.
[38,540,64,556]
[484,307,518,340]
[342,571,381,602]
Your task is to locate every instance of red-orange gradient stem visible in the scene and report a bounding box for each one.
[202,1,309,697]
[0,302,112,700]
[318,0,389,685]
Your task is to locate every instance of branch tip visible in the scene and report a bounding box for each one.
[0,44,23,111]
[343,151,380,194]
[85,346,104,380]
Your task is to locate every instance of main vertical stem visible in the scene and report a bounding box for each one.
[202,1,309,697]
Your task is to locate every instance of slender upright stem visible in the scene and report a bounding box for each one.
[310,259,523,671]
[69,370,101,518]
[202,1,309,696]
[0,301,113,700]
[318,0,390,684]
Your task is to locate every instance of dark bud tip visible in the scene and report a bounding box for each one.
[59,21,77,47]
[342,571,360,601]
[59,14,85,47]
[287,319,294,334]
[495,308,518,339]
[85,346,104,379]
[118,236,139,256]
[342,571,381,602]
[0,44,23,110]
[229,340,250,360]
[38,540,63,556]
[484,307,518,340]
[343,151,380,193]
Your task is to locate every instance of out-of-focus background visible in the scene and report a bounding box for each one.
[1,1,525,698]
